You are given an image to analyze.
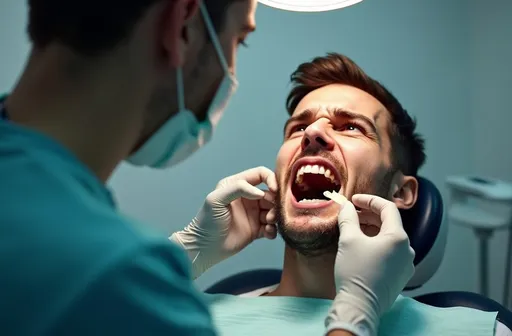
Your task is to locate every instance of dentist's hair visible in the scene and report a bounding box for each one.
[286,53,426,176]
[27,0,241,55]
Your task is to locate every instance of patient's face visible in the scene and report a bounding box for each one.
[275,84,396,256]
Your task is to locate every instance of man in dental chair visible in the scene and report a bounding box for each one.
[203,53,510,336]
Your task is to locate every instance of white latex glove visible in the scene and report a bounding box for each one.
[325,194,415,336]
[170,167,278,279]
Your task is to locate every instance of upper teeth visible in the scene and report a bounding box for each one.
[296,164,340,185]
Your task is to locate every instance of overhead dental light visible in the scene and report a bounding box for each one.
[258,0,363,12]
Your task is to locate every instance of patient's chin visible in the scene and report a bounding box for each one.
[283,215,337,232]
[277,216,339,257]
[275,193,338,256]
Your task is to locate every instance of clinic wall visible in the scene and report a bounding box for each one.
[0,1,30,91]
[468,0,512,303]
[0,0,493,297]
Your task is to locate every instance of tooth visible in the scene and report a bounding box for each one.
[296,164,340,185]
[297,175,303,184]
[296,166,305,183]
[299,199,326,203]
[323,191,347,205]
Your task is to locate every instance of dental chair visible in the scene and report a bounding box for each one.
[205,177,512,330]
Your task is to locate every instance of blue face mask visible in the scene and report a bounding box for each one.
[127,2,238,168]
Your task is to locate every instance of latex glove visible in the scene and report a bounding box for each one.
[325,194,415,336]
[170,166,278,279]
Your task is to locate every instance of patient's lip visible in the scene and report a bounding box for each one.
[291,197,334,209]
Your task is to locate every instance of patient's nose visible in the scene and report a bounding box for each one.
[301,121,335,151]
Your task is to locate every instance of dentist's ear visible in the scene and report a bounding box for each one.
[161,0,199,68]
[390,172,418,210]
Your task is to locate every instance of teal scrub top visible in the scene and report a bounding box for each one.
[0,100,216,335]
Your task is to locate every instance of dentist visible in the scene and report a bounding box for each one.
[0,0,413,335]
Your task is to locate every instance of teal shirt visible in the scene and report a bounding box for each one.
[0,118,216,335]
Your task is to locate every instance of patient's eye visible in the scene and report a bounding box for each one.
[339,123,364,133]
[290,124,307,134]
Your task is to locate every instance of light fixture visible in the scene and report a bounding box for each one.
[258,0,363,12]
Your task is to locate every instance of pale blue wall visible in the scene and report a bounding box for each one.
[0,0,509,303]
[468,0,512,303]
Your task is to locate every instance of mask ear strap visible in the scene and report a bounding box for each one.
[199,2,230,72]
[176,67,186,111]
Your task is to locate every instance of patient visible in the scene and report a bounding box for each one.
[205,53,506,336]
[265,52,424,299]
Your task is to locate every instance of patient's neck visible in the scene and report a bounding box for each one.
[269,246,337,300]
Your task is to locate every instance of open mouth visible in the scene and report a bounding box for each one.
[290,159,342,206]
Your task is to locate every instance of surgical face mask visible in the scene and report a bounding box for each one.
[127,3,239,168]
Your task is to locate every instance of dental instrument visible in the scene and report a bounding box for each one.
[323,190,348,205]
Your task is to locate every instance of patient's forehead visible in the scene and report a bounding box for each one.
[292,84,389,125]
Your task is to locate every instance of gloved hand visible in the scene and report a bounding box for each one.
[170,166,278,279]
[325,194,415,336]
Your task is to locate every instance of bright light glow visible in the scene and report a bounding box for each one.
[258,0,363,12]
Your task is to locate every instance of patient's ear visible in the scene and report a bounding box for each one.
[390,173,418,210]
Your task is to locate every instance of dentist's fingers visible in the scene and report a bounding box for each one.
[351,194,404,234]
[261,191,276,206]
[259,198,274,210]
[260,208,277,225]
[337,200,363,240]
[219,167,278,193]
[257,222,277,240]
[210,180,264,206]
[258,207,277,239]
[264,224,277,239]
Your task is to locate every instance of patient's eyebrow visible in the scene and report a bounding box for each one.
[283,109,314,134]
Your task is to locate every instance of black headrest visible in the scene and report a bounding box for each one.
[400,176,444,266]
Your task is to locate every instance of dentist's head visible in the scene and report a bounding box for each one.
[13,0,257,179]
[122,0,257,168]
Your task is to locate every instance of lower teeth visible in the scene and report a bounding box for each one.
[298,199,327,203]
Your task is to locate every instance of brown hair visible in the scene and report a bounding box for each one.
[27,0,241,56]
[286,52,426,176]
